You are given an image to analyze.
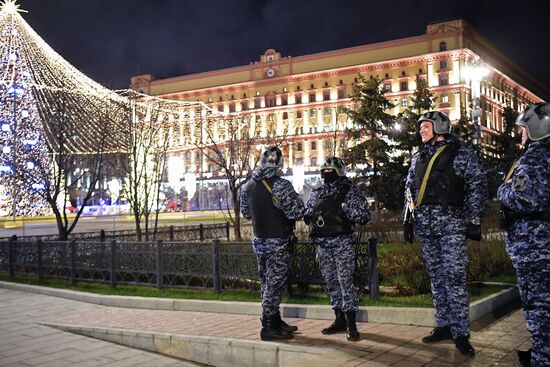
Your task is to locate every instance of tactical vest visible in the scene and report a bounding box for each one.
[309,183,353,238]
[246,176,294,238]
[414,142,465,208]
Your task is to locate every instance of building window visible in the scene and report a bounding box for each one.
[266,96,276,108]
[295,94,302,104]
[282,112,288,120]
[309,92,316,103]
[217,104,224,112]
[439,42,447,51]
[439,75,449,86]
[400,81,408,91]
[297,143,302,151]
[254,99,261,109]
[281,95,288,105]
[440,60,448,70]
[338,88,345,99]
[228,103,235,112]
[297,110,302,119]
[384,83,392,92]
[323,90,330,101]
[337,106,346,114]
[241,102,248,111]
[311,157,317,167]
[401,98,408,108]
[441,93,449,103]
[310,109,316,118]
[324,107,331,116]
[311,141,317,150]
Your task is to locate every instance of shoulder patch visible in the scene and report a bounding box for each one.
[512,174,529,192]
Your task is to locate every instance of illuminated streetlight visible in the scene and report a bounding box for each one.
[464,61,489,144]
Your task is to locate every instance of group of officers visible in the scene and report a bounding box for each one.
[240,102,549,367]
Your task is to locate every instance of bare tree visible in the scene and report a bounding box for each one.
[15,89,118,240]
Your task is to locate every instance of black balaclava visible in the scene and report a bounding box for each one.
[322,170,339,182]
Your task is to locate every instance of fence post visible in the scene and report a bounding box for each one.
[110,240,117,288]
[225,222,230,241]
[156,240,163,289]
[69,240,76,285]
[199,224,204,241]
[37,239,43,281]
[8,235,16,278]
[367,237,379,299]
[169,225,174,241]
[100,229,106,242]
[212,239,221,293]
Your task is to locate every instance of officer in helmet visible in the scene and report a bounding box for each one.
[305,156,370,341]
[240,146,305,340]
[403,111,487,357]
[497,102,550,367]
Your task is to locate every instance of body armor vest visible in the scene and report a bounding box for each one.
[310,182,353,238]
[415,142,465,208]
[246,176,294,238]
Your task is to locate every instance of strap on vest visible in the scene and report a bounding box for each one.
[416,145,446,207]
[504,160,519,182]
[261,179,280,205]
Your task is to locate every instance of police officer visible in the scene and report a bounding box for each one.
[497,102,550,367]
[240,146,305,341]
[305,157,371,341]
[404,111,487,357]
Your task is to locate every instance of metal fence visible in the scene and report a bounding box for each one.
[0,222,231,242]
[0,237,380,299]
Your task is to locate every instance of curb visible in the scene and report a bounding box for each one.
[0,280,518,327]
[40,322,365,367]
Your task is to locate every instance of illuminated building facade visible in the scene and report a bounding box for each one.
[131,19,547,203]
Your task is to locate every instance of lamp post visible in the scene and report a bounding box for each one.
[465,61,488,145]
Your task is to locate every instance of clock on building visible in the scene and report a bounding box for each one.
[266,68,275,78]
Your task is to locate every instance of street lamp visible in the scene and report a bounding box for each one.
[464,61,489,144]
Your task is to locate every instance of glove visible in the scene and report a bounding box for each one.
[403,221,414,243]
[466,222,481,241]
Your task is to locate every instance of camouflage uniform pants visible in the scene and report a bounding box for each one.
[316,234,358,312]
[253,239,290,317]
[506,223,550,367]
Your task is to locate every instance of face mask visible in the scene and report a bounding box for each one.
[322,170,339,182]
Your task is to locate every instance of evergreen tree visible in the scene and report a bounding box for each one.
[344,75,395,220]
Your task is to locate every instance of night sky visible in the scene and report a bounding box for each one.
[18,0,549,97]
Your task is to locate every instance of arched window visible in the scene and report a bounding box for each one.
[439,42,447,51]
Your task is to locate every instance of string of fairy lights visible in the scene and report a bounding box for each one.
[0,0,241,218]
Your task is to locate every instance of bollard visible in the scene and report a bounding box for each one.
[169,225,174,241]
[110,240,117,288]
[156,240,163,289]
[367,237,380,299]
[225,222,230,240]
[212,239,221,292]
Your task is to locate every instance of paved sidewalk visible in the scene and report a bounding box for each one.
[0,287,532,366]
[0,288,200,367]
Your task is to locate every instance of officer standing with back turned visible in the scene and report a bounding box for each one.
[240,146,305,341]
[403,111,487,357]
[497,102,550,367]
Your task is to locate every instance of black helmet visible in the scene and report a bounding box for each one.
[260,146,284,168]
[320,156,346,176]
[418,111,451,135]
[516,102,550,141]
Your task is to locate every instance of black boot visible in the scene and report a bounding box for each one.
[274,312,298,333]
[345,311,360,342]
[454,336,475,357]
[321,308,346,335]
[517,348,531,367]
[422,326,452,343]
[260,314,294,341]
